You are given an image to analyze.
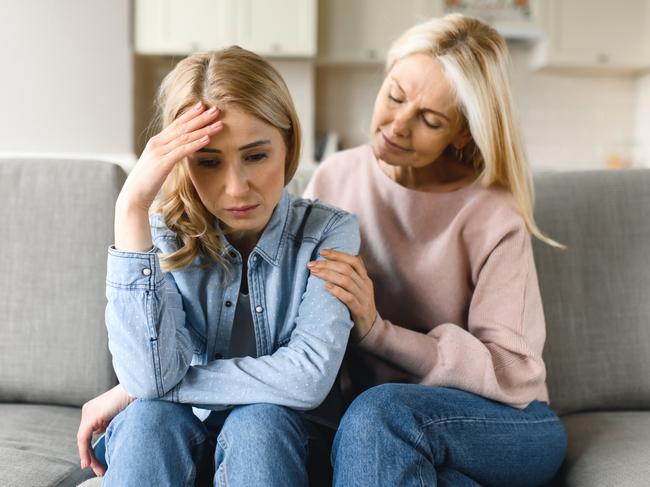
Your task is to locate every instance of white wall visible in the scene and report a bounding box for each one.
[0,0,134,167]
[636,73,650,168]
[315,43,646,171]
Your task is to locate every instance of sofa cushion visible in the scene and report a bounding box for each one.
[533,170,650,415]
[0,159,125,407]
[0,403,95,487]
[552,411,650,487]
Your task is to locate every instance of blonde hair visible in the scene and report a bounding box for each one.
[151,46,302,271]
[387,14,561,247]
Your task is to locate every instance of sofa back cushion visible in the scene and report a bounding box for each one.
[0,159,125,407]
[533,169,650,415]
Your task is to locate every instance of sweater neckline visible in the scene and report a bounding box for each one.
[365,145,481,198]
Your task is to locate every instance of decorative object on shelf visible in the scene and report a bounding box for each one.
[443,0,541,40]
[443,0,531,23]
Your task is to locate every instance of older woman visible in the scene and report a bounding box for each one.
[305,14,567,487]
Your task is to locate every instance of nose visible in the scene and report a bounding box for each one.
[224,163,249,198]
[390,106,411,137]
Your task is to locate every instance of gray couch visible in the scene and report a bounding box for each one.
[1,158,649,486]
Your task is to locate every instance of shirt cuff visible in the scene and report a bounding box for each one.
[106,245,163,290]
[356,312,387,351]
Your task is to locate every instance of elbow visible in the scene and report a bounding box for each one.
[114,368,163,400]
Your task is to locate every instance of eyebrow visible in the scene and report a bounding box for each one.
[391,78,451,122]
[196,139,271,154]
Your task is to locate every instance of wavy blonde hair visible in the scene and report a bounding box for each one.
[150,46,302,271]
[387,14,561,247]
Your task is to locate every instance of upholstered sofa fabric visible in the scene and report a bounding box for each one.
[0,159,122,407]
[555,411,650,486]
[533,169,650,416]
[0,404,95,486]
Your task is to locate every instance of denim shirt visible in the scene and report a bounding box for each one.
[105,190,360,416]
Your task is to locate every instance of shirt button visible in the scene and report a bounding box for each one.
[252,255,258,262]
[255,305,263,313]
[229,251,237,258]
[225,301,233,308]
[142,268,152,276]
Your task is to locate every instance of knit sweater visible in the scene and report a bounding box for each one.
[303,145,549,409]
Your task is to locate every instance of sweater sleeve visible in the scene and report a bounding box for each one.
[357,223,547,409]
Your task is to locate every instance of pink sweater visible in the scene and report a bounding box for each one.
[304,145,549,409]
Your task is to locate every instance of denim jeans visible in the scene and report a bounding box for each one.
[332,384,567,487]
[102,399,333,486]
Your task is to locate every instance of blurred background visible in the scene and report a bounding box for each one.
[1,0,649,190]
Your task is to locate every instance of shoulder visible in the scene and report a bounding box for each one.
[460,182,529,253]
[286,193,359,242]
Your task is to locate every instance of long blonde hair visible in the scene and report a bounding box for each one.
[388,14,561,247]
[151,46,302,271]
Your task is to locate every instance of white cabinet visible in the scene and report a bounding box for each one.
[134,0,316,57]
[239,0,317,56]
[530,0,650,72]
[317,0,442,64]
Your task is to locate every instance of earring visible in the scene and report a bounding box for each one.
[454,146,463,161]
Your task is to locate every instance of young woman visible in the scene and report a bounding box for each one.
[76,46,359,486]
[304,14,567,486]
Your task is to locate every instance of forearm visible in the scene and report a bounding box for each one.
[105,249,194,398]
[114,199,153,252]
[161,331,349,410]
[358,316,545,408]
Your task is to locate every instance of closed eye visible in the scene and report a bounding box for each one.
[422,116,441,129]
[388,94,403,104]
[245,152,268,163]
[197,159,221,167]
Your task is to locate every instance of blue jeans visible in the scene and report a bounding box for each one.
[102,399,333,486]
[332,384,567,487]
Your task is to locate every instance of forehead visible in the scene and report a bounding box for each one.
[203,106,283,149]
[388,54,457,115]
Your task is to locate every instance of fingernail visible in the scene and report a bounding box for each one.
[194,101,203,111]
[320,250,331,255]
[210,121,221,129]
[307,262,315,268]
[207,106,217,114]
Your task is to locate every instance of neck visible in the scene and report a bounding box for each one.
[379,152,477,192]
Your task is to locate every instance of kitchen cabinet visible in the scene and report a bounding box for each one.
[134,0,316,57]
[530,0,650,72]
[317,0,442,64]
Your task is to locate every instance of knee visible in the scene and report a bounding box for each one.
[109,399,195,438]
[339,384,410,433]
[219,404,306,450]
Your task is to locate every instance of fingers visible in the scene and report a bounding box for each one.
[324,282,359,310]
[89,456,107,477]
[318,249,369,280]
[309,262,365,296]
[76,421,94,470]
[156,102,219,146]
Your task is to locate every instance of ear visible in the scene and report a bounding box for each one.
[452,126,473,151]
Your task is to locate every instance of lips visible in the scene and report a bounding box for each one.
[224,204,260,217]
[382,133,412,152]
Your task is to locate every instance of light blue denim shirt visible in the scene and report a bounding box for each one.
[105,190,360,414]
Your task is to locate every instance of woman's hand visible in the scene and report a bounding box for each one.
[77,384,135,476]
[308,250,378,341]
[114,102,223,251]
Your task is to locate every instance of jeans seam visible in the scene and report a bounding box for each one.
[412,428,429,487]
[419,415,561,428]
[216,434,229,487]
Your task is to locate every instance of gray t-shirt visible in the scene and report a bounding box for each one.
[228,293,257,358]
